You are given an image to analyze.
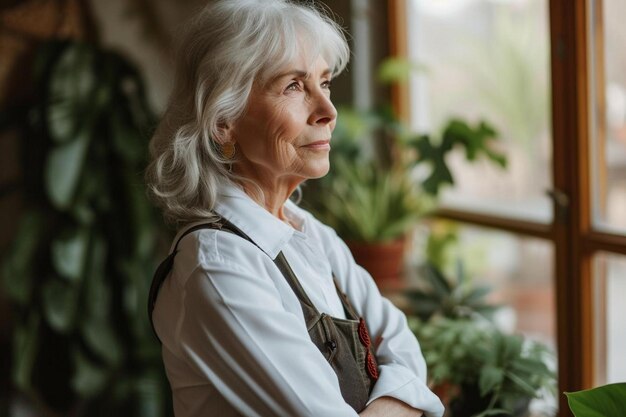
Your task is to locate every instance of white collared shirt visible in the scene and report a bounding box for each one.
[152,184,445,417]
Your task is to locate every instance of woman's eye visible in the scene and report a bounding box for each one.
[321,80,332,89]
[286,82,301,92]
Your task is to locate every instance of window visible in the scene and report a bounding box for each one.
[390,0,626,414]
[587,0,626,384]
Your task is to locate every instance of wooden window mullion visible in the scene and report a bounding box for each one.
[388,0,409,123]
[549,1,594,415]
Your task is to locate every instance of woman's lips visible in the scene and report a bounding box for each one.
[302,140,331,150]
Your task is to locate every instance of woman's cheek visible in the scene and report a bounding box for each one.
[275,140,301,170]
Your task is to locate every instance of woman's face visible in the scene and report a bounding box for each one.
[231,55,337,188]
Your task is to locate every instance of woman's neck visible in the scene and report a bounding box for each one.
[235,174,301,223]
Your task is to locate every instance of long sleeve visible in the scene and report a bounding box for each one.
[324,228,445,417]
[154,231,360,417]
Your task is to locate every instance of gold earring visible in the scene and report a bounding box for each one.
[221,142,236,159]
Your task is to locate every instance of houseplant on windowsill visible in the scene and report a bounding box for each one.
[404,261,557,417]
[411,316,556,417]
[305,104,507,284]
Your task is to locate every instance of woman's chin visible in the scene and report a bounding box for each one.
[308,162,331,179]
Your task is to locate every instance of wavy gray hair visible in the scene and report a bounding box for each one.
[145,0,350,226]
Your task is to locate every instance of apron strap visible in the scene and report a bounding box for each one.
[332,278,360,320]
[147,220,234,340]
[147,217,331,341]
[273,252,321,312]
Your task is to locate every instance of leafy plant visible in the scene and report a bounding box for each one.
[406,253,556,417]
[318,157,432,242]
[1,40,169,416]
[410,317,556,417]
[306,101,506,244]
[565,383,626,417]
[405,262,499,322]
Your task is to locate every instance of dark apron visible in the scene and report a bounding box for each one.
[148,219,379,412]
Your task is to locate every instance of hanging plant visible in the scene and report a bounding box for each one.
[1,40,170,416]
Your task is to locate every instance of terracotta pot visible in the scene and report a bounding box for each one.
[346,237,407,284]
[431,381,458,409]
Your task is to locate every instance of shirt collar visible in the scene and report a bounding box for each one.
[211,182,300,260]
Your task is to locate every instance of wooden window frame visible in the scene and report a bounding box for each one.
[388,0,626,415]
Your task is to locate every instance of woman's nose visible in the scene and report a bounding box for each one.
[308,91,337,126]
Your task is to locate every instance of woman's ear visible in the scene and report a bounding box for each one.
[215,120,235,145]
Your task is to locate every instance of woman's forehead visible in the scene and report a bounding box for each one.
[265,55,331,82]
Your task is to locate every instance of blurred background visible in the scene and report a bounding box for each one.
[0,0,624,416]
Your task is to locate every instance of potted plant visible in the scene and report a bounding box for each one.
[404,261,500,322]
[411,316,556,417]
[305,103,506,283]
[404,262,556,417]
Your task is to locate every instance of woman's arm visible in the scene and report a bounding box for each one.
[322,227,445,417]
[359,396,424,417]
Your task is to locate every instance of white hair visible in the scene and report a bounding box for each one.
[145,0,350,227]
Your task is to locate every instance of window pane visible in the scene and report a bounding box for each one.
[593,253,626,384]
[589,0,626,234]
[406,0,553,223]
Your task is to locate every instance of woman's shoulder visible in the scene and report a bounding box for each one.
[171,225,276,283]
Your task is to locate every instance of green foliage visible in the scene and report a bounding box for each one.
[306,97,506,243]
[405,262,499,322]
[318,157,434,243]
[377,57,428,84]
[412,119,506,195]
[1,40,170,416]
[565,383,626,417]
[411,317,556,417]
[424,221,460,271]
[408,237,555,417]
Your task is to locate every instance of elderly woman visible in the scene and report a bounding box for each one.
[146,1,444,416]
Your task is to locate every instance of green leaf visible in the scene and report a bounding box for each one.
[81,316,123,366]
[565,383,626,417]
[505,370,538,397]
[426,263,452,297]
[134,373,164,417]
[51,228,89,281]
[47,43,97,143]
[480,365,504,397]
[45,130,90,209]
[13,312,40,392]
[377,57,427,84]
[71,348,109,397]
[510,357,551,376]
[501,334,523,361]
[41,279,79,333]
[462,285,492,305]
[2,212,43,304]
[79,234,123,365]
[83,237,109,320]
